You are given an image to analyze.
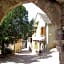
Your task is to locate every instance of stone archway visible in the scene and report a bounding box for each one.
[0,0,64,64]
[0,0,61,47]
[0,0,61,26]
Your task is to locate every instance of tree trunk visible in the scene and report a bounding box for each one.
[1,41,5,56]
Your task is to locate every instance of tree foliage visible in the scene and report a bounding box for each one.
[0,5,35,55]
[28,19,34,37]
[0,5,34,45]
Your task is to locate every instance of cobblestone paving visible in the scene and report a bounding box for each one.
[0,48,59,64]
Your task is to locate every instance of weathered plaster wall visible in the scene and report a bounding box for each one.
[48,24,56,49]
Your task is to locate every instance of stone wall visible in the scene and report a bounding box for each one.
[59,3,64,64]
[0,0,61,25]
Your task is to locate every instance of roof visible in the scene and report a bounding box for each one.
[35,13,51,24]
[38,13,51,24]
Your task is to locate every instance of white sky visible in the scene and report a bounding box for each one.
[23,3,46,21]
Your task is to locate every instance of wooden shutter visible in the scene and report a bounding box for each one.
[40,27,45,36]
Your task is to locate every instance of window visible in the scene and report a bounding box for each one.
[40,27,45,36]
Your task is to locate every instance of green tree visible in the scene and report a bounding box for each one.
[0,5,34,55]
[28,19,34,37]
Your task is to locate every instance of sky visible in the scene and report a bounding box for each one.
[23,3,46,21]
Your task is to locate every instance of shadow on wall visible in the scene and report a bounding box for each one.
[48,42,57,50]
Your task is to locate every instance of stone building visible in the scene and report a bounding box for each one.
[0,0,64,64]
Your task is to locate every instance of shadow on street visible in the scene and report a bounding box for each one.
[0,49,53,64]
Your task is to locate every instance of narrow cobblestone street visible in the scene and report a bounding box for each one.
[0,48,59,64]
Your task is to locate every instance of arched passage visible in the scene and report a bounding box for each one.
[0,0,61,48]
[0,0,63,64]
[0,0,61,26]
[0,0,61,54]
